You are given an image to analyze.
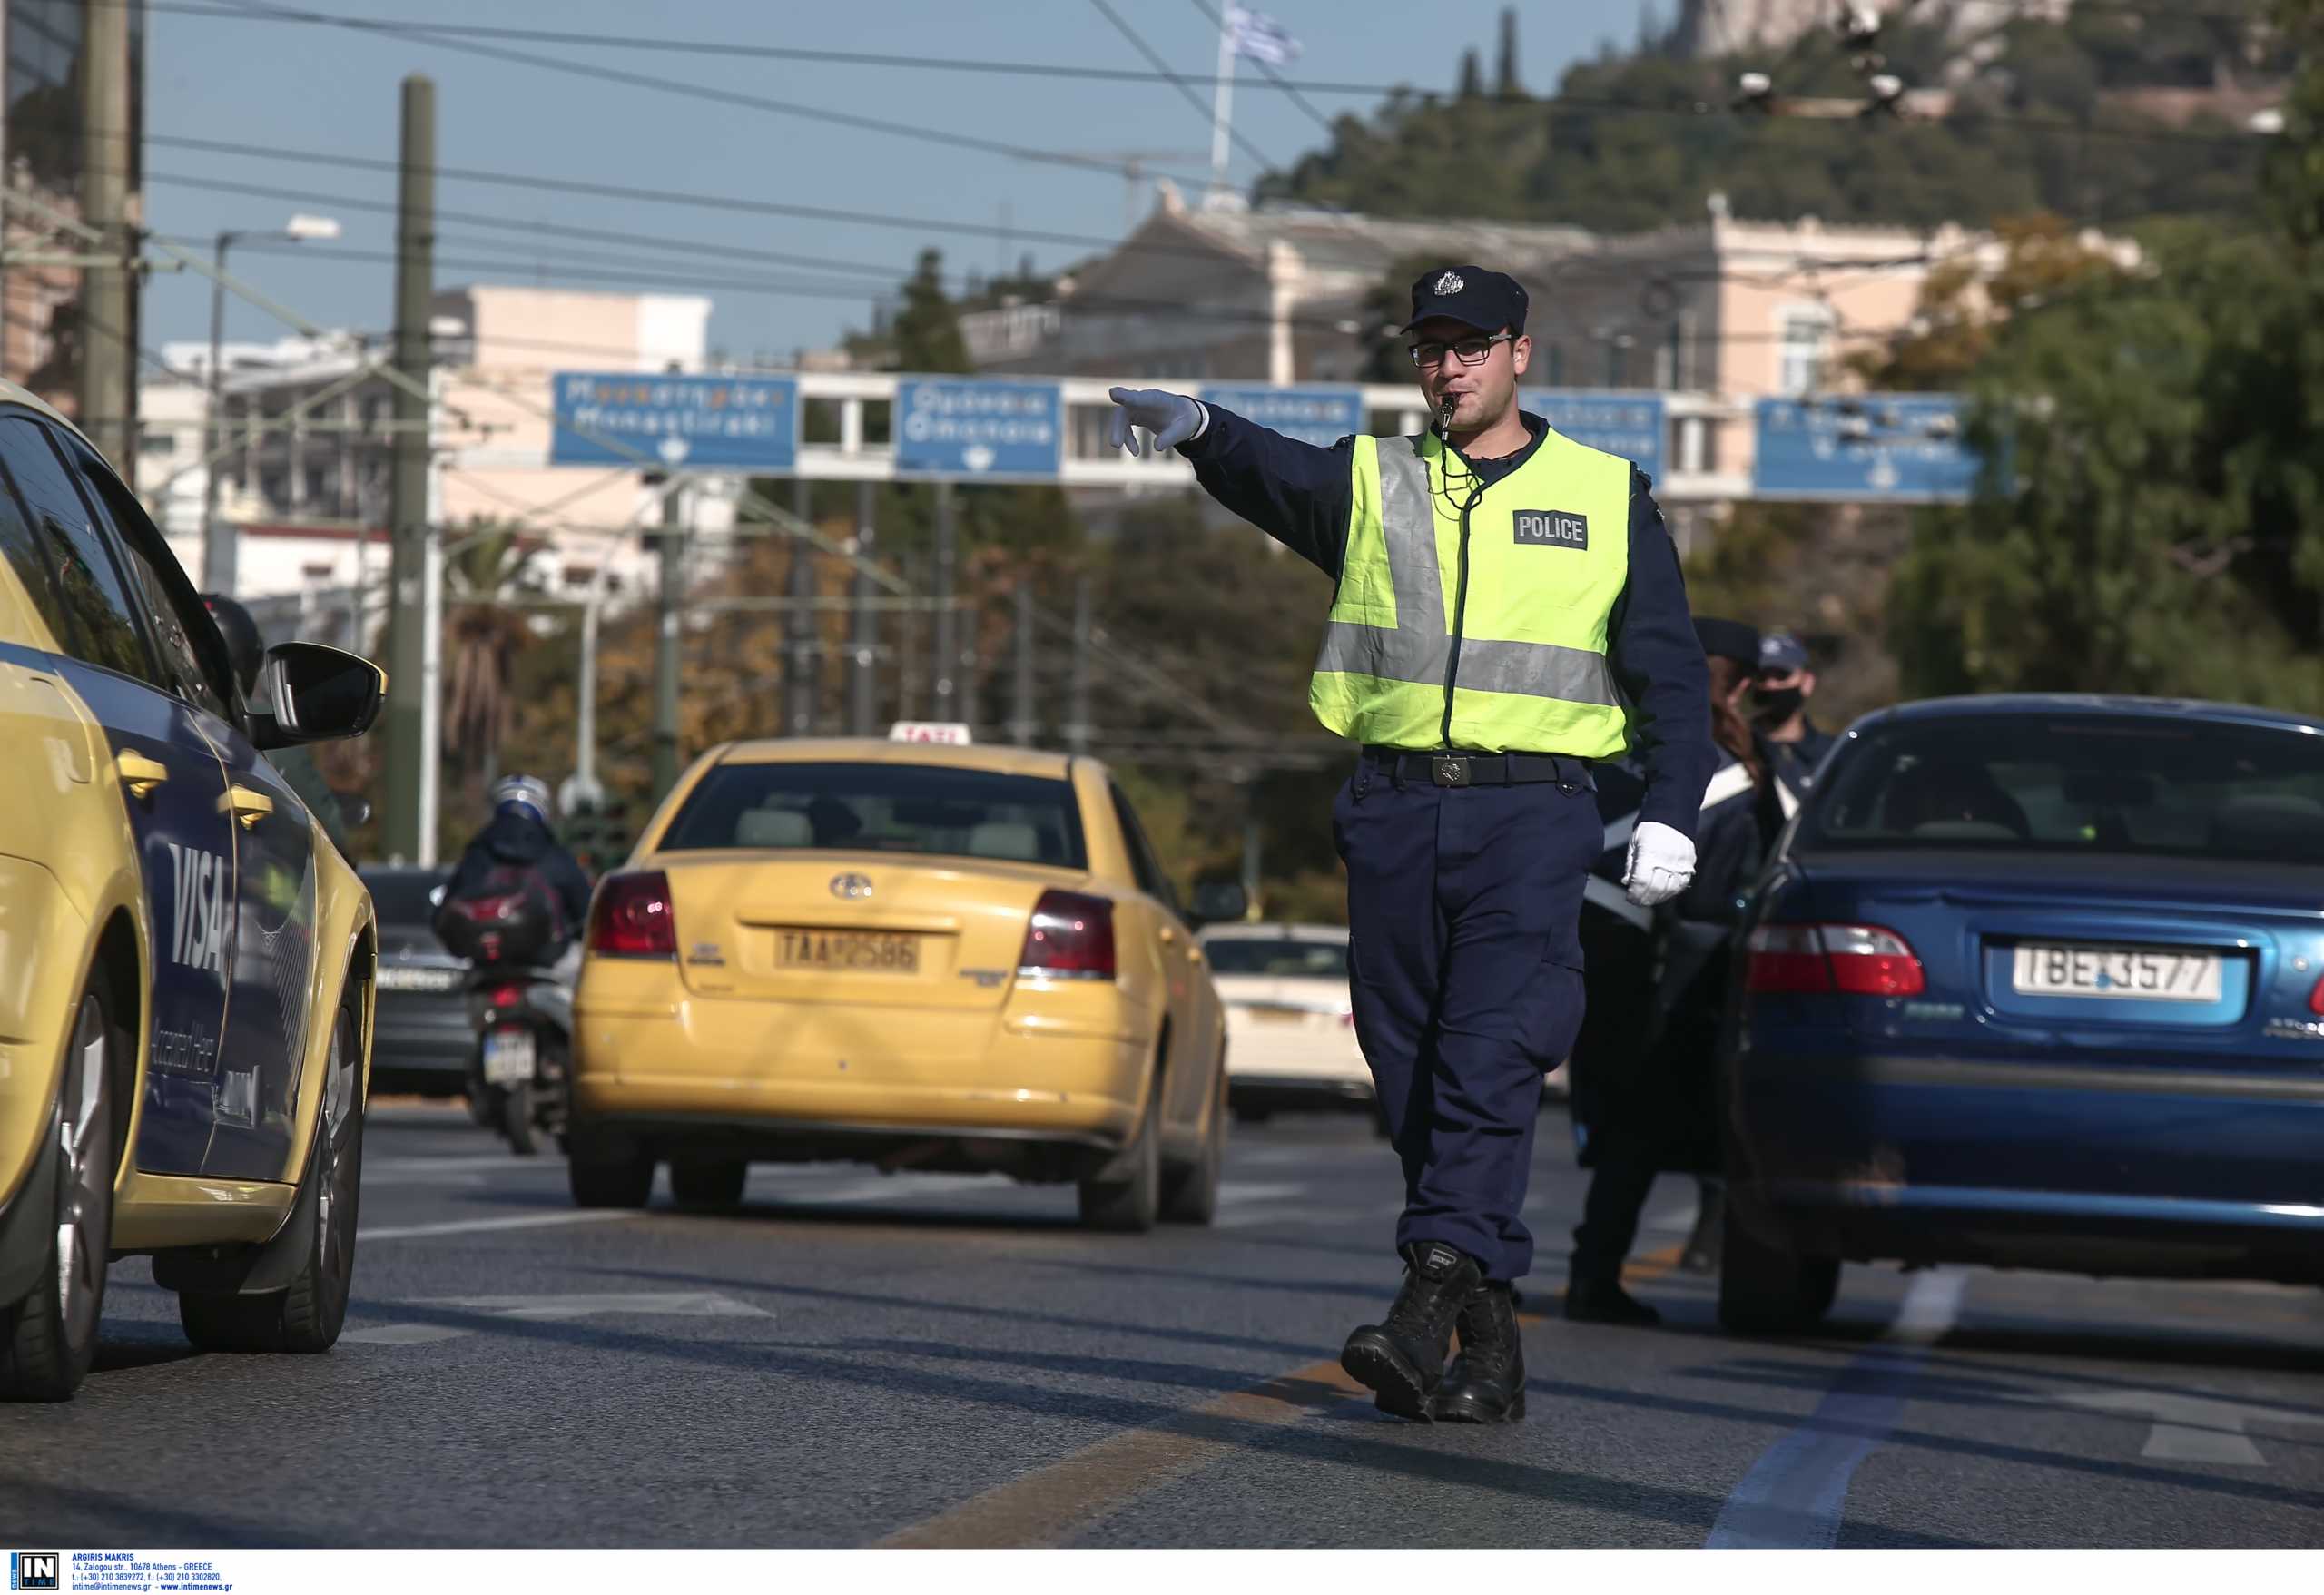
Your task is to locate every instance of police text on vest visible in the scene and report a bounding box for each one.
[1512,509,1589,549]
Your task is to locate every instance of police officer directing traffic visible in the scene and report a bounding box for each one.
[1108,264,1714,1424]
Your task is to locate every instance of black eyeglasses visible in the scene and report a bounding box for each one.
[1408,331,1515,368]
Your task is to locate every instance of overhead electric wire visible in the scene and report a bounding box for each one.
[194,0,1228,187]
[135,0,2277,93]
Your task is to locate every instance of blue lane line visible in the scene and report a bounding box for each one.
[1705,1271,1967,1549]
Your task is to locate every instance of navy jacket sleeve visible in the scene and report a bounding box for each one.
[1176,403,1354,576]
[1611,475,1716,841]
[549,848,595,930]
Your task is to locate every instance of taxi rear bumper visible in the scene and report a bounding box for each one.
[572,980,1154,1180]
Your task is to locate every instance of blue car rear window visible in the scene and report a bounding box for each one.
[660,762,1089,870]
[1803,714,2324,863]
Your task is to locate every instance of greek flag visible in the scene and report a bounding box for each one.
[1227,4,1300,65]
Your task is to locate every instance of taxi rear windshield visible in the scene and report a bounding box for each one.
[1803,714,2324,863]
[661,762,1088,869]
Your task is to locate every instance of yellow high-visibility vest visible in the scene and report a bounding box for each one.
[1309,428,1633,753]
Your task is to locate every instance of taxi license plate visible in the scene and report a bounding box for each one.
[2011,942,2221,1003]
[483,1028,537,1084]
[775,930,921,974]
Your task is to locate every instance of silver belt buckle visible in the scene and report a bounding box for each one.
[1433,756,1468,787]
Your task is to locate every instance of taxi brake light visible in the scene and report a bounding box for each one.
[589,870,677,959]
[1018,890,1116,980]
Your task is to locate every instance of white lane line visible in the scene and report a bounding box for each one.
[1705,1269,1968,1550]
[341,1323,468,1345]
[2055,1389,2324,1467]
[359,1210,635,1242]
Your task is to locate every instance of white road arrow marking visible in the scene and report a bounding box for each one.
[341,1290,770,1345]
[2056,1389,2324,1467]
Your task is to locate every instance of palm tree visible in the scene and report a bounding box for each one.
[442,522,541,816]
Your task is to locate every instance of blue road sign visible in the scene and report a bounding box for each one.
[894,379,1062,478]
[1525,391,1666,483]
[1199,384,1364,448]
[1753,394,1979,500]
[551,371,797,471]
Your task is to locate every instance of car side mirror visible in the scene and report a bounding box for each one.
[251,642,386,750]
[1187,880,1249,928]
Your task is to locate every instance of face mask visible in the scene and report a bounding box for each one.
[1754,685,1805,722]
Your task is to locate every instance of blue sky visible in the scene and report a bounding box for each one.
[143,0,1657,368]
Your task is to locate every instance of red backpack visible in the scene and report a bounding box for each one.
[434,860,570,967]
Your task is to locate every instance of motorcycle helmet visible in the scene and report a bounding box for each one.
[491,773,555,826]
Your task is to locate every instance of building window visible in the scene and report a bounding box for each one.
[1777,305,1836,397]
[138,429,175,458]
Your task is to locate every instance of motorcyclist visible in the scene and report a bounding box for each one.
[201,594,352,858]
[443,774,596,962]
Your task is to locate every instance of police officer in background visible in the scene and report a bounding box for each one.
[1755,629,1835,801]
[1108,264,1713,1424]
[1568,616,1778,1324]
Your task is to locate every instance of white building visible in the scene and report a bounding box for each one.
[144,287,737,608]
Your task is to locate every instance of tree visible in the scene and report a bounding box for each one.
[441,524,542,815]
[889,248,973,375]
[1457,48,1484,101]
[1495,7,1522,98]
[1879,1,2324,712]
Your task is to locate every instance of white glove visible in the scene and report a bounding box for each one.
[1107,386,1206,458]
[1623,820,1698,908]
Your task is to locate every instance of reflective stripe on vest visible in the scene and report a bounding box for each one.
[1311,429,1633,754]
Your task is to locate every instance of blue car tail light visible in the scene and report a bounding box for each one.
[1747,922,1926,998]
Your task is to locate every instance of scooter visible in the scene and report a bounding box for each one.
[465,961,574,1156]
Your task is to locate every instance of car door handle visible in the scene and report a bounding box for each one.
[115,751,169,800]
[225,784,274,829]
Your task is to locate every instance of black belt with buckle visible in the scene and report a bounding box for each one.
[1362,747,1595,790]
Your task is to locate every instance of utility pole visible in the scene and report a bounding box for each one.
[380,74,434,864]
[784,474,816,736]
[77,0,133,480]
[1010,579,1035,747]
[1068,573,1093,755]
[849,480,878,735]
[931,481,958,722]
[650,475,684,800]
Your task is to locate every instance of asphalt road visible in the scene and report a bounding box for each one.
[9,1100,2323,1548]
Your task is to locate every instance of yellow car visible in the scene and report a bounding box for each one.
[567,737,1233,1230]
[0,383,385,1401]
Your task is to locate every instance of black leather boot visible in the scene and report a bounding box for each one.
[1342,1240,1482,1420]
[1563,1275,1662,1327]
[1432,1281,1526,1423]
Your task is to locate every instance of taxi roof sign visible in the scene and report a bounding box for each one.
[889,722,974,744]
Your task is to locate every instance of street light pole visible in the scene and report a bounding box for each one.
[198,214,340,596]
[199,231,235,594]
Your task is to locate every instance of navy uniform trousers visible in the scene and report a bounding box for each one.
[1333,753,1604,1283]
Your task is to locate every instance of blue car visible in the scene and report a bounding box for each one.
[1720,694,2324,1333]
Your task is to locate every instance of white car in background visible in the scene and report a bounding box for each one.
[1198,923,1373,1124]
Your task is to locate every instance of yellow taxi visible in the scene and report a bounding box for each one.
[567,734,1233,1230]
[0,381,384,1401]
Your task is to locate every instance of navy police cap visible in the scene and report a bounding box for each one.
[1403,265,1528,336]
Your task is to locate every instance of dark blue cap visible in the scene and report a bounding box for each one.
[1758,630,1811,674]
[1403,265,1528,336]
